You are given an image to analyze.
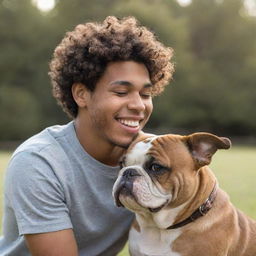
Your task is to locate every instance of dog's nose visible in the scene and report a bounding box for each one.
[122,168,140,179]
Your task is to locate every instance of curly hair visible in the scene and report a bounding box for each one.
[49,16,174,118]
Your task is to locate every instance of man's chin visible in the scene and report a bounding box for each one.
[110,134,139,149]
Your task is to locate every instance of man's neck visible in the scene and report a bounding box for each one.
[74,119,126,166]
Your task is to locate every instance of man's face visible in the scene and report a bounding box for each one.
[84,61,153,148]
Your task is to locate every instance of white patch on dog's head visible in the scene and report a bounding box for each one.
[125,136,157,166]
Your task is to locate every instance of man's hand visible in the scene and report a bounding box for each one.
[25,229,78,256]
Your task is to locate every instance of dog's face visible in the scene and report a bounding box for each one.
[113,132,231,214]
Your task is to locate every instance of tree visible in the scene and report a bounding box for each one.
[0,0,255,139]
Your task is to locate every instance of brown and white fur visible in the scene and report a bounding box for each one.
[112,132,256,256]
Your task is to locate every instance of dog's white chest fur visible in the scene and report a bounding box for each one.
[129,226,181,256]
[129,205,185,256]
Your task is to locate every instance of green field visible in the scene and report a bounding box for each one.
[0,151,10,229]
[1,147,256,256]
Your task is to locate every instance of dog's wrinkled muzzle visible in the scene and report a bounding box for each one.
[113,168,141,207]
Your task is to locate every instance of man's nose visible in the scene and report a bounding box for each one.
[127,94,146,112]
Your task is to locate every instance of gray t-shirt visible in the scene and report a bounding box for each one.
[0,121,133,256]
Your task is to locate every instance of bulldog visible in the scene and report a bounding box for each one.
[112,132,256,256]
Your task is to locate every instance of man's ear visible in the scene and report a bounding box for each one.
[72,83,91,108]
[185,132,231,168]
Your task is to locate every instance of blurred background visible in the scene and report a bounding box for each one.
[0,0,256,145]
[0,1,255,253]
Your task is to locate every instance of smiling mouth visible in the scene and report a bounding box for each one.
[117,119,140,128]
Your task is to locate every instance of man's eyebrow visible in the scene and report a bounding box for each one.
[109,80,153,88]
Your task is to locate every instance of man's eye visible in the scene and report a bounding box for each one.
[141,93,151,99]
[115,91,127,96]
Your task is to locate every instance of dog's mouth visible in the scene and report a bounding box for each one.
[113,179,134,207]
[148,201,167,213]
[114,180,169,214]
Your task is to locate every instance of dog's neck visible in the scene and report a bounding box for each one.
[172,166,217,226]
[135,166,217,230]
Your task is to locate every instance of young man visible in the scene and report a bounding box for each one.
[0,16,174,255]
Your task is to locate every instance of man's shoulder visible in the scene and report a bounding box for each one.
[12,121,74,160]
[5,122,76,182]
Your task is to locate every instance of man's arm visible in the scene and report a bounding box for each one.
[25,229,78,256]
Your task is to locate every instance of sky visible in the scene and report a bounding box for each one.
[244,0,256,15]
[177,0,192,6]
[32,0,55,12]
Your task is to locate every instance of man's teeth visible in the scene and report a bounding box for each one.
[119,119,139,127]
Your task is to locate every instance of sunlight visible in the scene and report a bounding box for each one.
[244,0,256,16]
[176,0,192,7]
[32,0,55,12]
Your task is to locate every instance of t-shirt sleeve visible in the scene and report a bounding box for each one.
[5,150,73,235]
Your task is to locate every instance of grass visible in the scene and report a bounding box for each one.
[210,146,256,218]
[1,146,256,256]
[0,151,10,230]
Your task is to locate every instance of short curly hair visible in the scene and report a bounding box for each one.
[49,16,174,118]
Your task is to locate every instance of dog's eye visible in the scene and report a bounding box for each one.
[150,163,164,172]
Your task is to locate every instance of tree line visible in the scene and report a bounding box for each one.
[0,0,255,140]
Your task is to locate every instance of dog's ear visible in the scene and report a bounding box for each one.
[185,132,231,168]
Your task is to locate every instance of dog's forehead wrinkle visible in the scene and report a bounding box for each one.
[150,135,185,155]
[153,134,182,144]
